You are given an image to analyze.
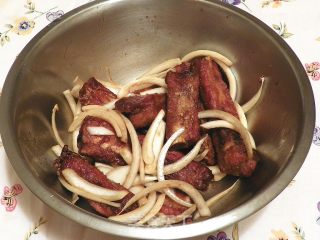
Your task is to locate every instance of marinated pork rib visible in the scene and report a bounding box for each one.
[115,94,166,129]
[78,116,128,166]
[165,63,201,149]
[159,192,190,216]
[193,57,257,177]
[165,151,213,191]
[54,146,137,217]
[79,77,117,106]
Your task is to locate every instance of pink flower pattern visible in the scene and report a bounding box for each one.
[1,184,23,212]
[305,62,320,81]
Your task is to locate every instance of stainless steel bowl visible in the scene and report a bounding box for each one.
[0,0,315,239]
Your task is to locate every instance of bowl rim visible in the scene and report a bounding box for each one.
[0,0,315,239]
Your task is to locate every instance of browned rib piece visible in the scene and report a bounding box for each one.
[165,63,200,149]
[193,57,257,177]
[54,146,137,217]
[115,94,166,129]
[79,77,117,106]
[164,151,213,191]
[78,116,128,166]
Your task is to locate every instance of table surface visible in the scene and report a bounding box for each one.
[1,0,320,239]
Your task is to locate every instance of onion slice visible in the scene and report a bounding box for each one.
[109,192,157,224]
[87,126,114,136]
[70,76,84,98]
[163,136,206,175]
[51,145,62,156]
[82,99,118,111]
[63,90,77,116]
[242,77,265,113]
[121,180,211,217]
[139,87,167,95]
[95,163,113,175]
[140,58,182,78]
[68,108,127,143]
[200,120,256,149]
[234,102,248,129]
[118,77,167,98]
[215,59,237,100]
[208,166,227,182]
[122,115,141,189]
[62,169,128,201]
[72,128,80,153]
[58,176,120,207]
[194,180,239,220]
[157,128,193,208]
[51,104,65,147]
[198,110,253,159]
[137,193,166,225]
[193,149,209,162]
[142,109,165,165]
[181,50,232,66]
[107,166,130,185]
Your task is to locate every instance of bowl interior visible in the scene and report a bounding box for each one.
[0,0,314,239]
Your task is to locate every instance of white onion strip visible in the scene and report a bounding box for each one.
[199,110,253,159]
[208,166,227,182]
[193,149,209,162]
[58,177,120,207]
[137,193,166,225]
[242,77,265,113]
[119,147,133,165]
[51,104,65,147]
[163,136,206,175]
[200,120,256,149]
[194,180,239,220]
[72,127,80,153]
[71,193,79,204]
[68,108,127,143]
[107,166,129,185]
[51,145,62,156]
[140,58,182,78]
[109,192,157,224]
[70,76,83,98]
[87,126,114,136]
[139,87,167,95]
[157,128,193,207]
[63,90,77,116]
[181,50,232,66]
[122,115,141,189]
[121,180,211,217]
[95,163,113,175]
[234,102,248,129]
[149,205,197,227]
[142,110,165,165]
[139,156,145,183]
[152,120,166,165]
[75,101,82,115]
[215,59,237,100]
[118,77,167,98]
[82,99,118,111]
[62,169,128,201]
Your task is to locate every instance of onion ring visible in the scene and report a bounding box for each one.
[62,169,128,201]
[121,180,211,217]
[51,104,65,147]
[181,50,232,66]
[198,110,253,159]
[109,192,157,224]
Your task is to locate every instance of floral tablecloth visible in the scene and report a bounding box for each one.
[1,0,320,239]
